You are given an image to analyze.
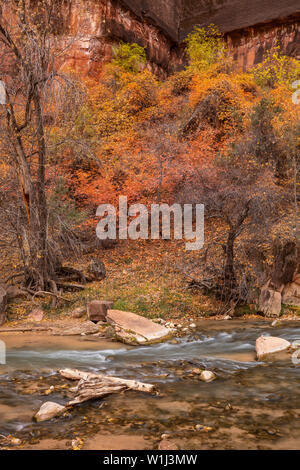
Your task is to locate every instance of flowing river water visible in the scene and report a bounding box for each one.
[0,320,299,450]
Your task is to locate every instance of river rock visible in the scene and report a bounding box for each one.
[158,439,179,450]
[282,282,300,306]
[256,335,291,360]
[199,370,216,382]
[87,300,113,322]
[258,286,282,317]
[10,437,22,446]
[107,309,172,345]
[34,402,66,422]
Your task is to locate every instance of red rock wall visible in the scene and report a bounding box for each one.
[227,18,300,70]
[120,0,181,41]
[1,0,299,77]
[59,0,184,77]
[59,0,299,76]
[180,0,300,39]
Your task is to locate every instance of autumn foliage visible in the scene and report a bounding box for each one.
[0,20,299,305]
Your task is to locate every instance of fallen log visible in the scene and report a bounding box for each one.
[59,368,156,393]
[33,369,156,422]
[68,378,126,405]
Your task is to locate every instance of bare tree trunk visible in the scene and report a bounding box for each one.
[224,228,236,292]
[222,202,251,299]
[0,285,7,326]
[27,91,51,290]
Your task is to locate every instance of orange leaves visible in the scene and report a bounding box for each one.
[56,40,299,238]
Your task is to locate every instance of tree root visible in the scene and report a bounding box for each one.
[4,272,24,284]
[24,288,72,303]
[56,266,92,284]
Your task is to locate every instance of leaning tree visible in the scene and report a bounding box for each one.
[0,0,87,295]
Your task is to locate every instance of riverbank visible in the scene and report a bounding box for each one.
[3,239,299,333]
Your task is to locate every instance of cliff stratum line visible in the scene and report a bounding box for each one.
[60,0,300,75]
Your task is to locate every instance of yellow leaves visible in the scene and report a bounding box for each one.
[0,435,22,447]
[71,437,84,451]
[185,24,227,73]
[251,44,300,89]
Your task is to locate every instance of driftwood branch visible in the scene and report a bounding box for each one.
[68,378,126,405]
[34,368,157,421]
[59,368,156,394]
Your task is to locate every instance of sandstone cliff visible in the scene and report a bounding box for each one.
[49,0,300,75]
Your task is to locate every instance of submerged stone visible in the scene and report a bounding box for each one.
[199,370,216,382]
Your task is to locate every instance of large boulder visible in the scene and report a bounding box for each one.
[107,309,172,345]
[34,402,66,422]
[271,241,299,290]
[258,286,282,317]
[256,335,291,360]
[87,300,113,322]
[0,284,7,326]
[282,282,300,306]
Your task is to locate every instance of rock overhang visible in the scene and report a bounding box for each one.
[120,0,300,42]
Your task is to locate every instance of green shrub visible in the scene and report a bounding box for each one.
[112,42,147,74]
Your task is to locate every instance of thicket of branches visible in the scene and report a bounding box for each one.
[0,0,91,300]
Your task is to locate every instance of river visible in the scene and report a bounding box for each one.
[0,320,299,450]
